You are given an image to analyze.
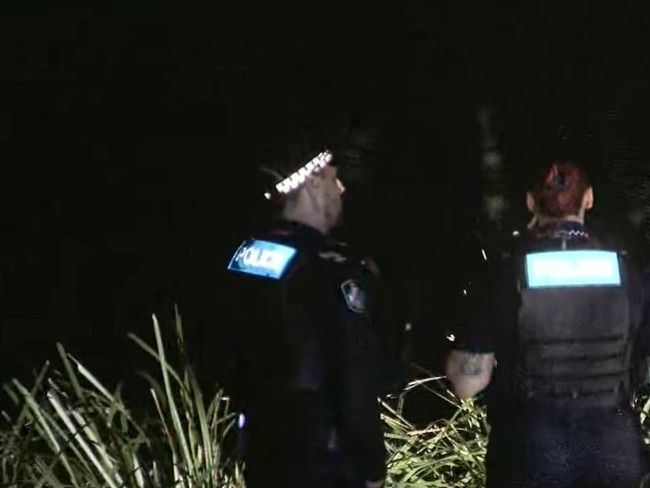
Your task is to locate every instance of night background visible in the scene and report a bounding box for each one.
[1,2,650,419]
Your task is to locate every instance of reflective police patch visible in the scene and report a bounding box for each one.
[341,279,366,313]
[525,250,621,288]
[227,239,297,280]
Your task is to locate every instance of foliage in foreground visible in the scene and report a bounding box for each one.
[383,376,488,488]
[1,311,649,487]
[0,311,244,488]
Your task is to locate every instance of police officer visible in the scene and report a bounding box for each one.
[445,161,650,487]
[224,148,387,488]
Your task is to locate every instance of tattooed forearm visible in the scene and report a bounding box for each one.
[459,354,484,376]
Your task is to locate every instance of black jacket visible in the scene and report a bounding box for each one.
[225,219,387,486]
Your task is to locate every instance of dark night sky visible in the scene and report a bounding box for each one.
[1,2,649,404]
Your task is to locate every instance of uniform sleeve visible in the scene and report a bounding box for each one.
[452,260,514,354]
[337,276,387,482]
[634,299,650,359]
[627,262,650,385]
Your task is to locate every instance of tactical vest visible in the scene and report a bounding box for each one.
[512,248,632,409]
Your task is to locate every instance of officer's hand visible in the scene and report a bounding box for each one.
[365,480,384,488]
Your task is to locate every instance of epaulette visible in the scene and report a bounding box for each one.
[316,237,347,261]
[315,237,344,263]
[361,256,381,277]
[318,249,348,263]
[319,240,374,271]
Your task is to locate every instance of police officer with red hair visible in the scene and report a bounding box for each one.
[446,161,650,487]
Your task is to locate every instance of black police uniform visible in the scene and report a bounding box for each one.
[454,221,650,488]
[224,219,387,488]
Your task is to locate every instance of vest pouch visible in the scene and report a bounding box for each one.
[515,285,631,409]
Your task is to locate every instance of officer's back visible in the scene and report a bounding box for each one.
[225,151,386,488]
[446,161,650,488]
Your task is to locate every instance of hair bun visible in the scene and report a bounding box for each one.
[533,161,589,218]
[545,164,566,188]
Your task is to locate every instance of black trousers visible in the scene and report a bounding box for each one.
[242,394,365,488]
[486,407,649,488]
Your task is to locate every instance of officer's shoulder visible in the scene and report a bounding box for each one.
[618,249,647,287]
[230,228,301,255]
[317,239,377,272]
[316,238,352,264]
[503,229,533,256]
[225,227,308,281]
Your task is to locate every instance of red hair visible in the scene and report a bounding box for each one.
[530,161,590,218]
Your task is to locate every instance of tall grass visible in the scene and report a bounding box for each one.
[382,374,488,488]
[0,309,244,488]
[2,310,650,487]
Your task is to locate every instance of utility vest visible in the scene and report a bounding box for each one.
[511,245,632,409]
